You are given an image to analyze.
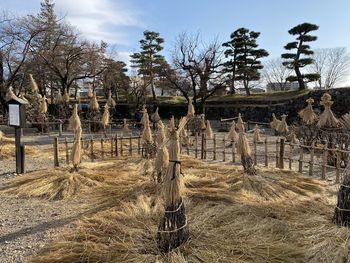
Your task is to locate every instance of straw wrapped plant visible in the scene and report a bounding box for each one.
[200,116,206,132]
[157,117,189,253]
[142,111,156,158]
[236,113,245,132]
[62,89,70,103]
[186,98,195,118]
[227,120,238,143]
[334,167,350,227]
[54,91,63,104]
[205,120,214,140]
[101,103,110,136]
[317,93,340,128]
[68,104,81,131]
[299,98,318,125]
[155,121,169,183]
[87,87,93,98]
[29,74,39,93]
[270,113,281,132]
[276,114,289,134]
[151,107,161,123]
[39,95,48,114]
[237,131,256,175]
[88,92,101,132]
[106,90,116,108]
[253,124,261,143]
[180,126,191,146]
[122,118,131,136]
[69,104,83,170]
[286,131,300,144]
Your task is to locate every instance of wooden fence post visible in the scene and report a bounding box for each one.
[232,139,236,163]
[253,140,257,166]
[289,143,293,170]
[279,138,285,169]
[298,146,303,173]
[137,136,141,155]
[213,134,217,160]
[223,137,226,162]
[264,137,268,167]
[110,137,114,157]
[336,148,341,183]
[195,134,198,158]
[53,137,59,167]
[120,137,124,156]
[179,136,183,154]
[115,134,119,157]
[275,139,279,168]
[321,147,327,180]
[58,123,63,137]
[65,137,69,164]
[90,137,94,162]
[201,133,204,159]
[129,137,132,156]
[101,138,104,159]
[309,142,315,177]
[186,139,190,155]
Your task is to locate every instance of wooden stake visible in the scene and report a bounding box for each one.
[137,136,141,155]
[223,137,226,162]
[65,137,69,164]
[321,147,327,180]
[129,137,132,156]
[201,133,204,159]
[309,142,315,177]
[101,138,104,159]
[298,146,303,173]
[275,138,279,168]
[264,137,268,167]
[115,134,119,157]
[90,137,94,162]
[279,138,285,169]
[232,139,236,163]
[336,148,341,183]
[195,134,198,158]
[289,143,293,170]
[253,140,257,166]
[110,137,114,157]
[53,137,59,167]
[120,137,123,156]
[213,134,217,160]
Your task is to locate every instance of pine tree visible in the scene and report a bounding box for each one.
[130,31,165,101]
[281,23,320,90]
[223,28,269,95]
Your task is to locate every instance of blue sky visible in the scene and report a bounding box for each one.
[3,0,350,71]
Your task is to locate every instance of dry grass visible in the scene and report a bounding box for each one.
[0,143,39,160]
[19,155,350,262]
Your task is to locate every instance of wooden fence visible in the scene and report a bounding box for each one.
[54,132,349,183]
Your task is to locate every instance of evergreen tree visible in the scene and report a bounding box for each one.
[281,23,320,90]
[130,31,165,100]
[223,28,269,95]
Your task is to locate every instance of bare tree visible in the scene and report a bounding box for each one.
[262,58,293,91]
[170,33,224,112]
[308,47,350,89]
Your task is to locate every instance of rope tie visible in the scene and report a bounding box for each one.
[169,160,181,180]
[164,199,183,213]
[157,218,188,233]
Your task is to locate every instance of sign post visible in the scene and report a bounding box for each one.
[8,97,27,174]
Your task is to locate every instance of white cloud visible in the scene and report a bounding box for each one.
[54,0,142,45]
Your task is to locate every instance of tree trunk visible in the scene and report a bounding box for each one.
[0,52,7,117]
[295,67,305,90]
[150,73,157,101]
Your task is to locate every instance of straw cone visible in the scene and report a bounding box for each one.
[227,120,238,142]
[317,93,340,128]
[180,127,191,146]
[187,98,195,117]
[122,118,131,136]
[270,113,281,131]
[286,131,300,144]
[298,98,317,125]
[90,92,99,111]
[253,124,261,142]
[169,116,176,130]
[206,120,214,139]
[276,114,289,134]
[39,95,48,114]
[62,90,70,103]
[101,104,110,129]
[106,91,116,108]
[29,74,39,93]
[71,126,82,169]
[151,107,161,123]
[54,92,63,104]
[200,117,206,131]
[141,106,148,125]
[236,113,245,132]
[156,120,166,145]
[141,111,153,144]
[68,104,81,131]
[87,88,93,98]
[237,132,251,156]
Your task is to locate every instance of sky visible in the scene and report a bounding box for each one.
[2,0,350,83]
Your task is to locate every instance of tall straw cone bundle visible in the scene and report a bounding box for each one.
[298,98,317,125]
[71,126,82,169]
[122,118,131,136]
[39,95,48,114]
[169,116,176,130]
[54,91,63,104]
[155,120,169,182]
[29,74,39,93]
[187,98,195,117]
[205,120,214,139]
[106,90,116,108]
[62,89,70,103]
[276,114,289,134]
[317,93,340,128]
[151,107,161,123]
[180,126,191,146]
[90,92,99,111]
[200,116,206,131]
[227,120,238,142]
[253,124,261,142]
[68,104,81,131]
[286,131,300,144]
[270,113,281,131]
[236,113,245,132]
[141,112,153,144]
[141,105,148,125]
[101,104,110,129]
[87,88,93,98]
[237,131,255,175]
[158,117,189,253]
